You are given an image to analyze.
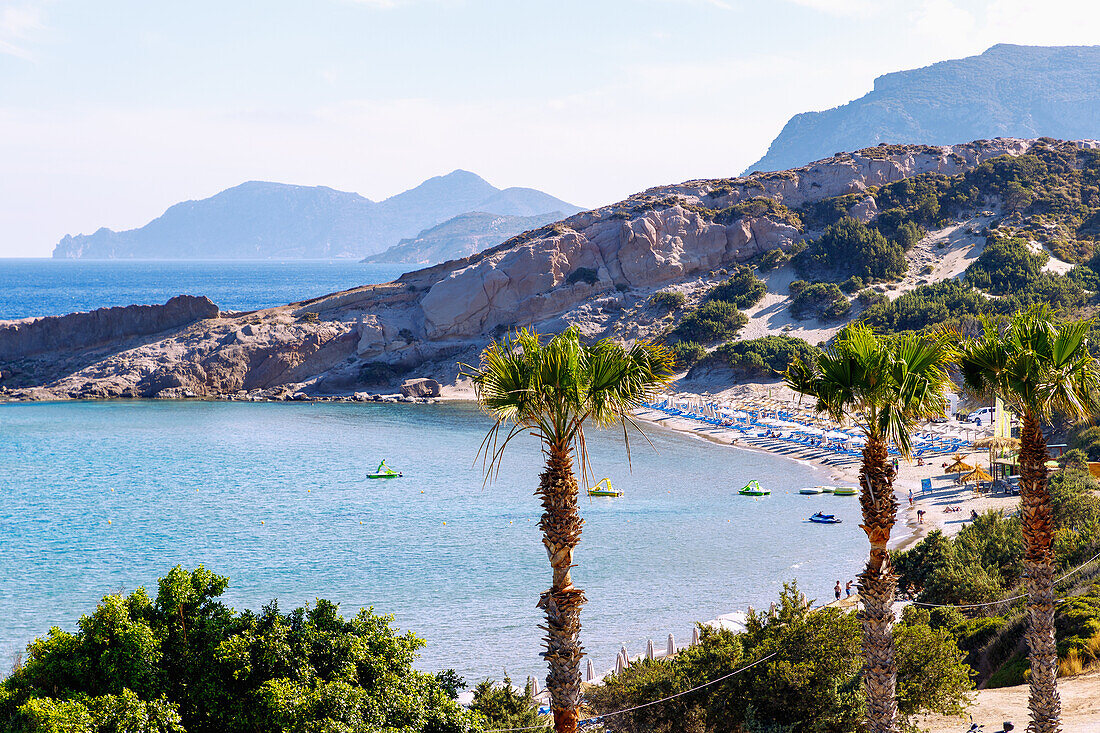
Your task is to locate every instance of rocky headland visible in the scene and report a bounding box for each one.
[0,138,1079,402]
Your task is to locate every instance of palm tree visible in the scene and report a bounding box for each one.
[785,325,955,733]
[465,328,674,733]
[958,310,1099,733]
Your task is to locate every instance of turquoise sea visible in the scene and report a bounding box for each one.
[0,400,866,682]
[0,259,409,319]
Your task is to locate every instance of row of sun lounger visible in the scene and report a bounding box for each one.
[644,400,971,458]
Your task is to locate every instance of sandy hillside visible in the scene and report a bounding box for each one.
[887,215,990,299]
[917,669,1100,732]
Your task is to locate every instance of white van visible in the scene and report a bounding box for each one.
[968,407,994,426]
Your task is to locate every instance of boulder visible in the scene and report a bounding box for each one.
[400,378,441,398]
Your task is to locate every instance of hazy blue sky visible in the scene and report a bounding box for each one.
[2,0,1099,256]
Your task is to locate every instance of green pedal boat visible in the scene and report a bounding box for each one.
[367,460,403,479]
[738,480,769,496]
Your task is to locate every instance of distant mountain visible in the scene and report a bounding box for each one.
[362,211,565,265]
[52,171,582,260]
[747,44,1100,173]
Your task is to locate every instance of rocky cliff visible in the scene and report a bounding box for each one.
[3,138,1058,401]
[0,296,219,361]
[747,44,1100,173]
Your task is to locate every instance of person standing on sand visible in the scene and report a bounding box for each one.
[917,509,925,524]
[908,489,913,506]
[834,581,842,600]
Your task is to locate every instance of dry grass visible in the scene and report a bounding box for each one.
[1058,632,1100,678]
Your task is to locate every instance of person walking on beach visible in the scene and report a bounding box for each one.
[834,581,842,600]
[908,489,913,506]
[845,580,853,597]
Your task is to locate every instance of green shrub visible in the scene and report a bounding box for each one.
[707,267,766,309]
[794,217,907,282]
[839,275,864,294]
[713,197,802,229]
[673,301,748,344]
[708,336,818,379]
[586,583,970,733]
[859,280,1004,333]
[470,677,547,730]
[758,248,789,270]
[670,341,707,370]
[1072,425,1100,463]
[788,279,809,296]
[1069,265,1100,291]
[651,290,686,311]
[965,237,1047,294]
[789,282,849,321]
[857,289,887,307]
[0,566,478,733]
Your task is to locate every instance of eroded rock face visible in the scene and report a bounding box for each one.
[0,296,219,361]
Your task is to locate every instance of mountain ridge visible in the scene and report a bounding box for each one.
[52,171,581,260]
[747,44,1100,174]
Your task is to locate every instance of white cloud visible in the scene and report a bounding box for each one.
[0,3,44,59]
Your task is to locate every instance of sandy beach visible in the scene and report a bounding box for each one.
[634,381,1018,552]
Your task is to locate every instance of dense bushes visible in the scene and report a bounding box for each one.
[585,583,970,733]
[964,237,1048,294]
[706,267,766,309]
[789,281,850,320]
[670,341,707,370]
[706,336,818,379]
[0,566,480,733]
[470,678,545,730]
[758,247,789,270]
[651,290,686,311]
[794,217,907,282]
[672,301,749,344]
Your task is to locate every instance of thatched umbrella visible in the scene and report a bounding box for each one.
[973,436,1020,451]
[945,456,973,474]
[963,465,993,492]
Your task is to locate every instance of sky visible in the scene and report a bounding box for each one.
[2,0,1100,256]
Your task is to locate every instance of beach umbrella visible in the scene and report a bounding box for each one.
[646,639,654,660]
[962,465,993,490]
[586,658,595,682]
[615,653,625,676]
[667,633,675,657]
[691,626,700,646]
[945,456,973,474]
[973,436,1020,450]
[530,676,540,696]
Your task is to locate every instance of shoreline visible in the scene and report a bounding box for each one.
[632,398,1016,552]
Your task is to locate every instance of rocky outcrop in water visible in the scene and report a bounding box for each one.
[0,296,219,361]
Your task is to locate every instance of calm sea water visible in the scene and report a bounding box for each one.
[0,400,866,682]
[0,259,410,319]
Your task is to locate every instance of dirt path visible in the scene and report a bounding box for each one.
[917,669,1100,732]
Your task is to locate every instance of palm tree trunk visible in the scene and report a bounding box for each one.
[858,435,899,733]
[1018,411,1061,733]
[537,443,586,733]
